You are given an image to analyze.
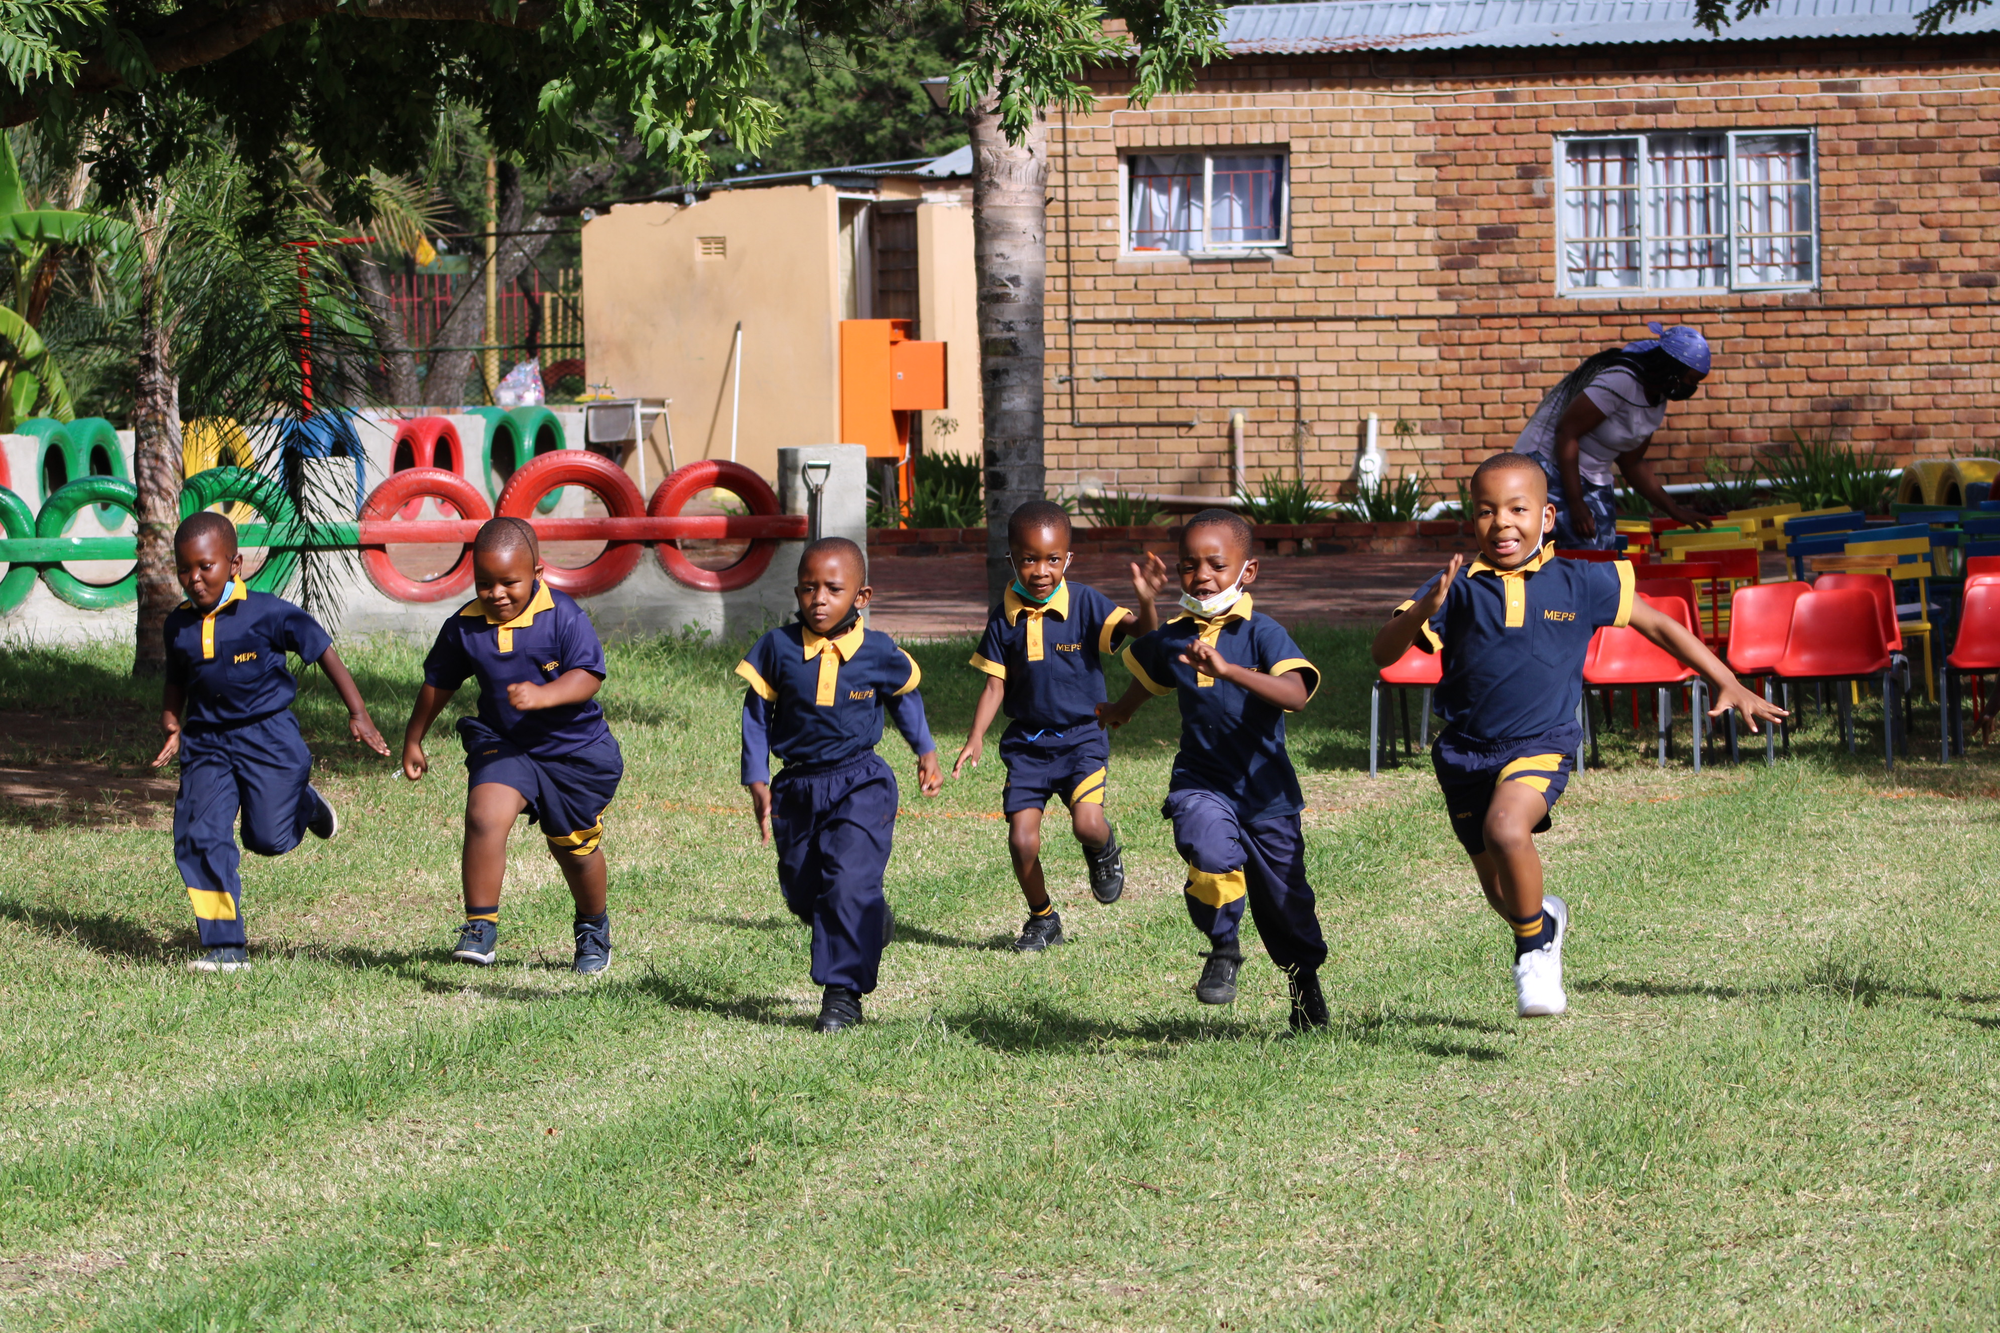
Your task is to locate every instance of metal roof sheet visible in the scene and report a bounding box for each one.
[1219,0,2000,53]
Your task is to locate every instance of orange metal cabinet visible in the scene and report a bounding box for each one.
[840,318,948,513]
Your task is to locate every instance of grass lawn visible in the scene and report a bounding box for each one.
[0,623,1997,1330]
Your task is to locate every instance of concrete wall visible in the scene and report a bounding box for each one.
[582,188,844,486]
[916,202,982,459]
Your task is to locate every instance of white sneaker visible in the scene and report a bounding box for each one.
[1514,895,1568,1018]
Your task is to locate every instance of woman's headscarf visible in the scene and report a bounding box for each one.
[1622,321,1710,375]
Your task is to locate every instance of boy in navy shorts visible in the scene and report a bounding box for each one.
[1374,453,1782,1017]
[402,518,624,975]
[1099,509,1330,1032]
[952,500,1165,951]
[152,512,390,973]
[738,537,942,1032]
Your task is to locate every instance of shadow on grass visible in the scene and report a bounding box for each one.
[1339,1008,1511,1063]
[692,911,1005,951]
[0,898,187,961]
[937,998,1263,1053]
[1574,974,2000,1006]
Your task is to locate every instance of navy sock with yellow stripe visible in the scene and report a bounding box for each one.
[1509,908,1554,958]
[465,905,500,925]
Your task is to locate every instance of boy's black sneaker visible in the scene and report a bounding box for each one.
[1084,833,1126,905]
[815,985,863,1032]
[1194,944,1242,1005]
[1012,910,1065,953]
[452,918,497,966]
[305,786,339,840]
[572,915,611,976]
[1287,966,1329,1032]
[187,946,251,974]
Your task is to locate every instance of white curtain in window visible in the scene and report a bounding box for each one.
[1735,135,1813,285]
[1648,134,1728,288]
[1563,139,1640,288]
[1128,154,1202,251]
[1210,155,1284,245]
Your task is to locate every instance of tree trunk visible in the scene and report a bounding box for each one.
[970,101,1048,604]
[132,243,183,677]
[345,252,421,406]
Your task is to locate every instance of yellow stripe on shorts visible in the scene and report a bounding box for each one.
[1498,753,1563,794]
[1068,767,1107,806]
[186,888,238,921]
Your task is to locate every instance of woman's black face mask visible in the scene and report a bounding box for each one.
[1662,379,1701,401]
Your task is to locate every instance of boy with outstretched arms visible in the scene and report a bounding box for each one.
[1098,509,1331,1032]
[153,511,390,972]
[1373,453,1784,1017]
[739,537,943,1032]
[952,500,1167,951]
[402,518,624,975]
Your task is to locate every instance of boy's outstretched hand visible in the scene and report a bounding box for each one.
[349,711,391,757]
[151,716,181,768]
[1415,554,1464,618]
[916,751,944,796]
[747,781,773,843]
[1130,551,1171,605]
[952,734,982,779]
[1708,679,1790,735]
[401,740,429,782]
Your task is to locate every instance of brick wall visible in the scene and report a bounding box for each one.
[1049,40,2000,503]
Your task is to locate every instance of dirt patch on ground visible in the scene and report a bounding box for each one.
[0,705,173,829]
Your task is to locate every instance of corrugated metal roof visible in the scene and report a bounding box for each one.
[1220,0,2000,54]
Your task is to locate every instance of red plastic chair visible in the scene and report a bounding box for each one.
[1635,577,1699,631]
[1772,588,1898,770]
[1813,572,1903,652]
[1583,593,1705,770]
[1965,555,2000,579]
[1724,581,1811,766]
[1942,581,2000,760]
[1369,644,1443,776]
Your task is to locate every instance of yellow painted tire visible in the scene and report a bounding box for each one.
[1938,459,2000,508]
[1896,460,1954,507]
[183,419,258,524]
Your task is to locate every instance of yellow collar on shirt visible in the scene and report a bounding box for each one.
[1468,544,1552,628]
[460,580,555,653]
[1005,582,1071,662]
[194,579,250,660]
[1168,593,1255,686]
[802,621,865,706]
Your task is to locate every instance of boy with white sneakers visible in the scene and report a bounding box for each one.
[1372,454,1781,1017]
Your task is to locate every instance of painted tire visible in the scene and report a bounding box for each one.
[508,405,568,514]
[0,485,35,615]
[182,419,258,526]
[181,467,303,595]
[36,475,138,609]
[391,417,465,518]
[359,467,491,603]
[497,451,643,597]
[279,412,367,514]
[650,460,783,593]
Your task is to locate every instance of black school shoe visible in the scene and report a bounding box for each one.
[815,985,863,1032]
[452,918,497,966]
[1083,833,1126,905]
[1194,944,1242,1005]
[572,914,611,976]
[305,785,339,840]
[1012,910,1065,953]
[1286,966,1329,1032]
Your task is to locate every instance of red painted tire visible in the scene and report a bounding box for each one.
[359,467,491,602]
[651,460,783,593]
[497,450,644,597]
[391,418,465,517]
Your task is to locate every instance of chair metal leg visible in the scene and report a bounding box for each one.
[1884,668,1896,772]
[1782,683,1793,755]
[1658,685,1671,767]
[1727,707,1739,766]
[1692,680,1705,773]
[1839,686,1854,754]
[1941,665,1952,763]
[1419,689,1433,749]
[1764,678,1777,767]
[1398,688,1413,757]
[1369,680,1381,778]
[1575,698,1588,774]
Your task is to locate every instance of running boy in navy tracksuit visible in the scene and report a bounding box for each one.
[1098,509,1330,1031]
[1373,453,1782,1018]
[952,500,1165,951]
[738,537,942,1033]
[152,511,390,973]
[402,518,624,975]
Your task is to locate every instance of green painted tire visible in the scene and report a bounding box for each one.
[507,405,569,514]
[64,418,128,531]
[181,467,302,595]
[0,485,36,615]
[35,475,137,609]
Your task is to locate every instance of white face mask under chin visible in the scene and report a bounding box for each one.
[1180,571,1247,618]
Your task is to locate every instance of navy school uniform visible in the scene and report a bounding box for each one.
[969,581,1136,815]
[1120,595,1328,972]
[738,620,936,995]
[422,581,623,857]
[165,580,336,948]
[1397,547,1634,854]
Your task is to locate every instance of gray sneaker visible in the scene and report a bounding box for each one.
[452,918,497,966]
[572,915,611,976]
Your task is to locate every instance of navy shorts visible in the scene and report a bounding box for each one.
[1000,725,1110,816]
[460,718,623,857]
[1432,725,1579,856]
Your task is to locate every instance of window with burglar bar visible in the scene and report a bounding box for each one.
[1557,132,1816,294]
[1124,151,1287,254]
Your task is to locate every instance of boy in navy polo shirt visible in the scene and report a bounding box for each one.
[402,518,625,975]
[952,500,1166,951]
[738,537,942,1033]
[152,512,390,973]
[1099,509,1330,1032]
[1374,453,1783,1018]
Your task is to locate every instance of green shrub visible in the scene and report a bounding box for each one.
[869,452,984,529]
[1756,431,1894,514]
[1237,474,1330,526]
[1077,491,1166,528]
[1335,473,1427,522]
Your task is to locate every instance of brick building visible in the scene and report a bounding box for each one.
[1048,0,2000,505]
